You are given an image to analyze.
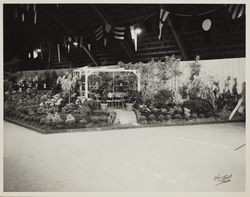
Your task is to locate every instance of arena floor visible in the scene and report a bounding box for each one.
[4,121,245,192]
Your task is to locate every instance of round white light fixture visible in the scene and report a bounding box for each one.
[202,19,212,31]
[135,28,142,35]
[73,42,78,47]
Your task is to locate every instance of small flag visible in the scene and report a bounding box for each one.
[113,26,126,40]
[104,38,107,47]
[33,50,38,58]
[21,13,25,22]
[225,4,245,20]
[34,11,37,24]
[57,44,61,62]
[130,25,138,52]
[105,23,112,33]
[67,44,70,53]
[103,23,112,47]
[158,9,170,40]
[95,25,104,41]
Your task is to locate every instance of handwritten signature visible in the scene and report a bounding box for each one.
[214,174,232,185]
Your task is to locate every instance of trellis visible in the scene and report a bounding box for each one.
[73,66,140,98]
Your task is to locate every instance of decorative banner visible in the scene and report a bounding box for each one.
[34,11,37,24]
[95,25,104,41]
[225,4,245,20]
[57,44,61,62]
[113,26,126,40]
[130,25,138,52]
[158,9,169,40]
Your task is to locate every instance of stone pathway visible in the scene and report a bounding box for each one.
[111,109,138,125]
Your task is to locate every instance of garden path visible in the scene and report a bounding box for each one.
[111,109,138,125]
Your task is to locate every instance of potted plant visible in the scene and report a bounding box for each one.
[100,94,108,110]
[125,90,137,111]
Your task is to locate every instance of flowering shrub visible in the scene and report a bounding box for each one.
[158,114,165,121]
[148,114,156,121]
[65,114,75,125]
[154,89,174,108]
[182,98,213,115]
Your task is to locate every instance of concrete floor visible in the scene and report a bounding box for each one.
[4,121,245,192]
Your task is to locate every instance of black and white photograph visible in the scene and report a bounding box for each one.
[1,1,247,193]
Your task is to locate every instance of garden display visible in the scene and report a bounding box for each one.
[4,56,245,133]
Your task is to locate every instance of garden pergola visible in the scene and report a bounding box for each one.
[73,66,140,98]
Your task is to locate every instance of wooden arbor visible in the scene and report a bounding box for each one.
[73,66,140,98]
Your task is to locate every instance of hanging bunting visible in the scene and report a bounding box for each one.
[113,26,126,40]
[225,4,245,20]
[130,25,138,52]
[158,9,170,40]
[57,44,61,62]
[95,25,104,41]
[34,11,37,24]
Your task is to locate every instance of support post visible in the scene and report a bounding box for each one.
[79,71,83,96]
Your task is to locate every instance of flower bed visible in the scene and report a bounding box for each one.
[4,89,117,133]
[134,104,244,126]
